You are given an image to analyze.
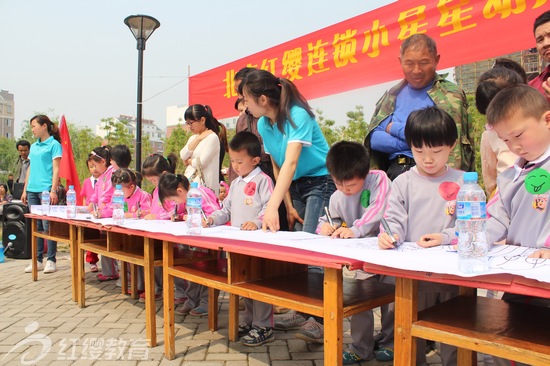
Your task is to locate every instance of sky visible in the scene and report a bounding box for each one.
[0,0,399,137]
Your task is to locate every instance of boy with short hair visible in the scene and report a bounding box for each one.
[484,84,550,365]
[205,131,275,346]
[379,106,464,366]
[485,85,550,254]
[317,141,392,364]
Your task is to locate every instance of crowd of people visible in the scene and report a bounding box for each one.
[3,9,549,366]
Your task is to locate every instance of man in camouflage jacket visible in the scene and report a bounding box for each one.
[364,34,475,178]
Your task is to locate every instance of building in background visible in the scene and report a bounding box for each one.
[455,50,542,93]
[0,90,15,139]
[95,115,165,153]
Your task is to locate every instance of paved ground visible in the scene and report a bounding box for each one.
[0,252,490,365]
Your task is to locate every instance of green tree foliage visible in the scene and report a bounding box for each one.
[0,137,19,181]
[102,117,135,148]
[163,124,191,174]
[316,109,342,146]
[341,105,368,143]
[68,124,103,183]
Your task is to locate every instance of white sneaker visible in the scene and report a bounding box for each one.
[43,260,57,273]
[24,261,43,273]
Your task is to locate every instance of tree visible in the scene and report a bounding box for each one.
[69,124,102,182]
[316,109,342,146]
[341,105,368,143]
[163,124,191,174]
[0,137,19,182]
[101,117,134,148]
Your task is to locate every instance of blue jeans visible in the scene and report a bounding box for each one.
[290,175,336,234]
[27,191,57,263]
[290,175,335,325]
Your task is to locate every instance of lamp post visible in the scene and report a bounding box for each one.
[124,14,160,171]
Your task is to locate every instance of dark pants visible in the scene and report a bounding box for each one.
[386,157,416,181]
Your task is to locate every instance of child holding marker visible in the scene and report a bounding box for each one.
[157,172,220,316]
[378,106,463,366]
[316,141,391,364]
[110,168,151,219]
[203,132,275,346]
[81,156,102,272]
[86,146,120,281]
[140,153,187,303]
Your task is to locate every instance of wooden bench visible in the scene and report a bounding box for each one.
[163,241,395,366]
[413,295,550,365]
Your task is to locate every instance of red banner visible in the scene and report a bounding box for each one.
[189,0,546,119]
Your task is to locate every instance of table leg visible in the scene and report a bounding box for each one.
[163,240,175,360]
[208,288,219,332]
[69,224,78,302]
[130,264,138,299]
[323,267,343,366]
[395,277,417,366]
[143,237,156,347]
[31,218,38,281]
[77,229,86,308]
[228,293,239,342]
[120,261,129,295]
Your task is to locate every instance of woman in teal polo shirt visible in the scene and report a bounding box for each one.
[21,115,62,274]
[239,69,336,234]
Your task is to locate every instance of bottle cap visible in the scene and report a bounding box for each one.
[463,172,478,182]
[190,182,199,188]
[69,185,74,189]
[116,184,122,189]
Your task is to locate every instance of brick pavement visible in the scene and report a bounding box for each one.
[0,252,489,365]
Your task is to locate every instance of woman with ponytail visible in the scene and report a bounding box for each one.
[21,115,62,274]
[238,70,335,234]
[180,104,222,194]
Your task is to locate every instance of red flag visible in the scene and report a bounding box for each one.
[58,114,82,204]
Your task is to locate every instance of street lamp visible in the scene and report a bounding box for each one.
[124,14,160,171]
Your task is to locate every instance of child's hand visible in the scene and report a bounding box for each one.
[240,221,258,230]
[319,222,336,236]
[144,213,156,220]
[529,248,550,259]
[378,232,399,249]
[331,227,355,239]
[87,203,93,212]
[202,217,213,228]
[418,233,442,248]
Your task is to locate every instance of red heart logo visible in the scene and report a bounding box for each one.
[244,182,256,196]
[439,182,460,201]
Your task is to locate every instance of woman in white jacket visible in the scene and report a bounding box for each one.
[180,104,221,194]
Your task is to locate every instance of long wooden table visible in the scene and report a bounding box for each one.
[362,262,550,365]
[157,233,395,366]
[27,215,395,365]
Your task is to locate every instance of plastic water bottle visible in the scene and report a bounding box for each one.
[186,182,202,235]
[41,190,50,215]
[66,185,77,219]
[112,184,125,225]
[0,241,5,263]
[456,172,488,274]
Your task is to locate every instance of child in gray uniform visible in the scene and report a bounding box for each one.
[379,106,464,366]
[204,131,275,346]
[484,85,550,366]
[317,141,392,364]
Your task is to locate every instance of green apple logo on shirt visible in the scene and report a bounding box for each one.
[525,168,550,195]
[361,189,371,208]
